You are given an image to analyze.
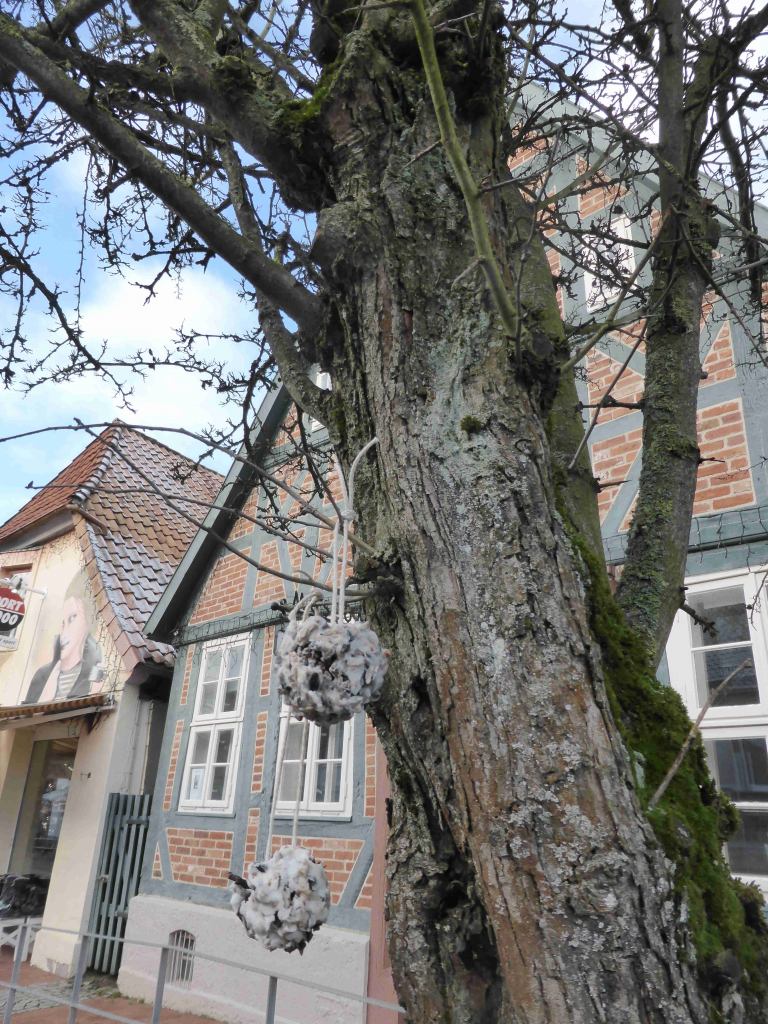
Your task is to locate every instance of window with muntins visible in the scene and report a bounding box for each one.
[274,713,353,818]
[666,571,768,883]
[178,637,249,814]
[583,214,635,312]
[706,736,768,878]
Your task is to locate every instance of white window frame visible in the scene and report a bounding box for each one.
[703,725,768,887]
[583,214,635,312]
[178,635,251,814]
[666,568,768,889]
[666,569,768,727]
[273,711,354,820]
[309,371,332,432]
[0,572,30,652]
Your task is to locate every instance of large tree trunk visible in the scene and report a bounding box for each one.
[311,29,709,1023]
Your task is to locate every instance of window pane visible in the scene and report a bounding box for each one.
[210,765,228,801]
[215,730,233,765]
[689,587,751,647]
[727,811,768,875]
[203,651,222,682]
[314,762,342,804]
[332,724,344,760]
[190,732,210,765]
[186,767,206,801]
[317,723,344,761]
[225,646,244,680]
[693,648,759,706]
[280,762,303,802]
[199,682,217,715]
[707,739,768,801]
[221,677,239,713]
[283,721,305,760]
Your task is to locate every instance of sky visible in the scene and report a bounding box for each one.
[0,153,263,527]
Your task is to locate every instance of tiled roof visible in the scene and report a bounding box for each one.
[79,427,223,667]
[0,427,117,543]
[2,423,222,669]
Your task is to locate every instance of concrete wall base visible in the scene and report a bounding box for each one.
[118,894,370,1024]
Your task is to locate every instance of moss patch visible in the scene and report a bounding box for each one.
[554,475,768,996]
[460,415,484,435]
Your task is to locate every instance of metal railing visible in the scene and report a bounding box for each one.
[0,921,405,1024]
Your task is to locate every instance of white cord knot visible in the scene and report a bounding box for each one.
[341,509,355,522]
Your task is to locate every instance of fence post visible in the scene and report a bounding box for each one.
[264,976,278,1024]
[2,922,26,1024]
[67,934,91,1024]
[151,946,169,1024]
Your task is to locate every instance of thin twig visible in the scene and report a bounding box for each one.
[561,207,671,374]
[567,320,649,471]
[404,139,441,168]
[476,0,493,56]
[451,256,485,289]
[647,659,752,810]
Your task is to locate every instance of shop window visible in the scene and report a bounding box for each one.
[178,637,249,814]
[274,713,353,819]
[9,738,78,877]
[168,930,195,984]
[583,214,635,311]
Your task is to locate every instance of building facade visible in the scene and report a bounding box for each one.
[0,425,221,976]
[118,138,768,1021]
[118,390,395,1022]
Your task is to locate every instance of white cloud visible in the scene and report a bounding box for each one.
[0,268,264,526]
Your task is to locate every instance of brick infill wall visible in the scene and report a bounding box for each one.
[270,836,364,904]
[163,720,185,811]
[167,828,234,887]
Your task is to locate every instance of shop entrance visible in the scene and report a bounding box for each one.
[8,737,78,877]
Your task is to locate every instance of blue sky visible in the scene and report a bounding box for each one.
[0,152,264,526]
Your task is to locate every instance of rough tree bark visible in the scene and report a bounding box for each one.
[1,1,767,1021]
[306,22,710,1022]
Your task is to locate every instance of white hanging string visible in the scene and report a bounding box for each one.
[264,436,380,860]
[334,437,379,624]
[292,719,310,847]
[266,708,290,856]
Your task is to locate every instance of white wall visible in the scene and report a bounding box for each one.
[119,894,369,1024]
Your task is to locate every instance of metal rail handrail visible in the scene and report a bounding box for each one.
[0,920,405,1024]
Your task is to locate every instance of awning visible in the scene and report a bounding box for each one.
[0,693,115,730]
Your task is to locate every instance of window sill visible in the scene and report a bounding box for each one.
[273,811,352,822]
[176,807,237,817]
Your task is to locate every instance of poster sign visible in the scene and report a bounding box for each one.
[0,586,25,635]
[21,570,105,705]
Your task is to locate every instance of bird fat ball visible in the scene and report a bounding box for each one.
[275,609,389,725]
[229,846,330,953]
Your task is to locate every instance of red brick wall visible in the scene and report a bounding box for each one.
[163,720,184,811]
[190,548,250,625]
[700,321,736,387]
[355,866,373,910]
[152,843,163,880]
[251,711,268,792]
[252,540,284,606]
[270,836,364,904]
[167,828,233,887]
[230,489,260,541]
[365,718,376,818]
[179,644,195,706]
[585,349,644,424]
[242,809,260,874]
[260,627,275,695]
[590,427,643,523]
[694,400,755,515]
